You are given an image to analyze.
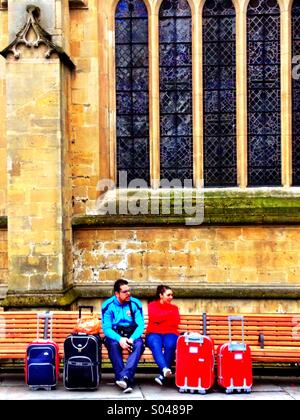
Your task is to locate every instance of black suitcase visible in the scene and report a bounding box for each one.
[63,306,102,390]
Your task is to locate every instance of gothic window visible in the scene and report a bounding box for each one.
[115,0,150,185]
[292,0,300,186]
[247,0,281,186]
[203,0,237,187]
[159,0,193,183]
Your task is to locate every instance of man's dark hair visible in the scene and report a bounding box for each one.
[114,279,128,293]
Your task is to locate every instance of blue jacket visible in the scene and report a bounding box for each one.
[102,296,144,342]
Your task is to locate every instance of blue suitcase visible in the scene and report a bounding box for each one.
[25,312,60,390]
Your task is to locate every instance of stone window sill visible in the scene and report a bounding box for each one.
[72,188,300,227]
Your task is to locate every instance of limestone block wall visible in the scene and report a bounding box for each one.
[73,225,300,313]
[6,61,67,291]
[73,226,300,286]
[70,0,100,215]
[0,230,8,286]
[0,8,7,217]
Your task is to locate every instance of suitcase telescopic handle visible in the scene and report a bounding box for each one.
[79,305,94,318]
[37,311,53,340]
[202,312,207,335]
[228,316,245,345]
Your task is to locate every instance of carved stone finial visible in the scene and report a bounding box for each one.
[26,4,40,18]
[0,4,75,70]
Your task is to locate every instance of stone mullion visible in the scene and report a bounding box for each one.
[236,2,248,188]
[281,2,292,187]
[193,2,203,188]
[149,9,160,189]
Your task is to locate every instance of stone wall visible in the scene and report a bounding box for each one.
[73,226,300,286]
[0,8,7,217]
[0,230,8,286]
[73,225,300,312]
[70,0,100,215]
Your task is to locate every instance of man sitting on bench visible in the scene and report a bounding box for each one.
[102,279,145,393]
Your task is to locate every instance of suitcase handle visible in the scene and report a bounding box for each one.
[79,305,94,318]
[37,311,53,340]
[184,332,204,344]
[202,312,207,335]
[228,316,245,345]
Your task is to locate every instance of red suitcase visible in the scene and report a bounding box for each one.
[175,331,215,394]
[217,316,252,394]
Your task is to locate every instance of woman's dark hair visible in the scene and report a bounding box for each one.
[156,284,172,300]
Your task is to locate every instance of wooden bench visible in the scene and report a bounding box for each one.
[0,311,201,365]
[205,314,300,364]
[0,311,299,367]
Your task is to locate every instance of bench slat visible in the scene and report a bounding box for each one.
[1,311,300,365]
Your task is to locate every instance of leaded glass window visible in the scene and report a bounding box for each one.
[292,0,300,186]
[247,0,281,186]
[203,0,237,187]
[159,0,193,183]
[115,0,150,185]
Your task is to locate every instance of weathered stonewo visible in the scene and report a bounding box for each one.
[3,1,73,294]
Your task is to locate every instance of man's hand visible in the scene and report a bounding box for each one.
[127,338,133,352]
[119,337,130,350]
[119,337,133,351]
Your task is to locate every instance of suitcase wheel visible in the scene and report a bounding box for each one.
[29,385,55,391]
[245,389,251,394]
[178,388,185,393]
[225,389,233,394]
[199,390,206,395]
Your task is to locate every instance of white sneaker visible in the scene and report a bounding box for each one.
[116,376,129,389]
[123,385,133,393]
[162,367,172,378]
[155,375,164,386]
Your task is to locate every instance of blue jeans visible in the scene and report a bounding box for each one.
[105,337,144,384]
[146,333,178,374]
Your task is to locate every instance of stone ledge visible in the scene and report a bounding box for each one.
[2,284,300,308]
[1,285,78,309]
[0,216,7,228]
[73,190,300,227]
[74,284,300,300]
[0,285,7,300]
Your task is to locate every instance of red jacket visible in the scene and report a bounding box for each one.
[146,300,180,335]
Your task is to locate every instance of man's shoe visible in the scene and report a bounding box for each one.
[155,375,165,386]
[116,376,129,390]
[123,385,133,393]
[162,367,172,378]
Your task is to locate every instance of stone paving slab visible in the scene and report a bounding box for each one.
[0,373,299,400]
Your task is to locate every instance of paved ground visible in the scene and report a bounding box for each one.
[0,373,300,400]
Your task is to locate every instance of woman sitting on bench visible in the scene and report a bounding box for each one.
[146,285,180,386]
